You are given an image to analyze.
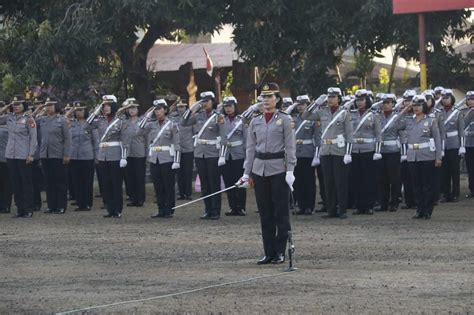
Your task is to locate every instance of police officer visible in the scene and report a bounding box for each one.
[139,99,180,218]
[122,98,146,207]
[292,94,317,215]
[464,91,474,198]
[30,96,45,212]
[218,96,247,216]
[399,95,442,219]
[237,82,296,265]
[434,86,444,102]
[281,97,293,112]
[0,101,12,213]
[350,89,382,215]
[67,101,99,211]
[400,90,417,209]
[439,89,465,203]
[33,97,71,214]
[172,100,194,201]
[86,95,130,218]
[302,87,353,219]
[182,91,222,220]
[0,95,37,218]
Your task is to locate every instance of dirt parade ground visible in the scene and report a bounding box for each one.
[0,176,473,314]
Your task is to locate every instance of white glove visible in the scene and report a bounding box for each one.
[441,150,445,157]
[343,154,352,164]
[311,156,320,166]
[171,162,180,169]
[236,174,250,188]
[285,171,295,191]
[218,156,226,166]
[459,147,466,155]
[373,153,382,161]
[119,159,127,168]
[401,155,407,162]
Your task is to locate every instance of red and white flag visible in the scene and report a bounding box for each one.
[203,47,213,77]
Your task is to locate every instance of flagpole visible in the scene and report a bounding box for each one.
[215,69,221,104]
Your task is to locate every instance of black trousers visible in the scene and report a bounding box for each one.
[100,160,123,215]
[316,164,325,205]
[0,162,12,211]
[351,152,376,212]
[177,152,194,198]
[466,147,474,194]
[70,160,94,209]
[376,152,401,210]
[42,158,68,211]
[150,162,176,215]
[220,156,247,211]
[441,149,460,200]
[321,155,349,216]
[409,161,436,216]
[401,161,416,207]
[294,157,316,210]
[125,157,146,204]
[195,157,221,216]
[68,165,75,200]
[95,163,106,201]
[31,160,43,210]
[253,172,290,257]
[6,159,34,215]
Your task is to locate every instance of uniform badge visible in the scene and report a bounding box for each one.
[19,118,26,124]
[424,121,429,127]
[276,119,282,125]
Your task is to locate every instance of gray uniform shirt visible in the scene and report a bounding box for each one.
[439,108,465,150]
[182,110,221,158]
[378,112,404,154]
[399,115,442,162]
[244,111,296,176]
[70,120,99,160]
[140,118,180,164]
[294,115,317,158]
[463,108,474,147]
[220,115,247,160]
[86,116,130,162]
[171,113,194,154]
[0,113,37,160]
[302,106,353,156]
[36,115,72,159]
[0,125,8,162]
[125,118,146,158]
[351,110,382,153]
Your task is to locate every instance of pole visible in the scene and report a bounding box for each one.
[418,13,428,91]
[215,70,221,104]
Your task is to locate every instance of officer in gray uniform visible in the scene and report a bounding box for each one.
[138,99,181,218]
[31,96,45,211]
[0,95,37,218]
[218,96,247,216]
[67,101,99,211]
[302,87,353,219]
[438,89,465,203]
[398,95,442,219]
[292,94,317,215]
[34,97,71,214]
[464,91,474,198]
[400,90,417,209]
[122,98,146,207]
[182,91,222,220]
[0,101,12,213]
[86,95,130,218]
[237,83,296,265]
[350,89,382,215]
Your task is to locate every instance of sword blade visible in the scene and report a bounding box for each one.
[172,185,237,210]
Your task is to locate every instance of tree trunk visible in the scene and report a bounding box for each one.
[388,46,399,93]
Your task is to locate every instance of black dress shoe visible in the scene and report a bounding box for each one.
[452,197,459,203]
[177,195,186,200]
[151,212,165,218]
[339,214,348,219]
[225,210,239,216]
[352,209,364,215]
[272,254,285,264]
[304,208,313,215]
[257,256,274,265]
[389,205,398,212]
[424,214,431,219]
[103,213,113,218]
[23,212,33,218]
[314,206,326,213]
[466,192,474,198]
[293,209,305,215]
[200,213,211,219]
[57,209,66,214]
[401,204,414,209]
[44,208,55,214]
[209,214,220,220]
[113,213,122,218]
[366,209,374,215]
[412,213,423,219]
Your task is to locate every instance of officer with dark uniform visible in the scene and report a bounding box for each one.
[66,101,99,211]
[33,97,71,214]
[350,89,382,215]
[30,96,46,212]
[292,94,317,215]
[400,89,417,209]
[302,87,354,219]
[0,101,12,213]
[237,83,296,265]
[218,96,247,216]
[439,89,465,203]
[464,91,474,198]
[182,91,222,220]
[0,95,37,218]
[139,99,181,218]
[86,95,130,218]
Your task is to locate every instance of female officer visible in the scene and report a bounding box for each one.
[237,83,296,265]
[68,102,99,211]
[218,96,247,216]
[0,95,37,218]
[138,99,180,218]
[0,101,12,213]
[464,91,474,198]
[350,89,382,215]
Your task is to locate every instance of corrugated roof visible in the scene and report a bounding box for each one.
[147,43,241,73]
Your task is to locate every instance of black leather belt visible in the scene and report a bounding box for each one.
[255,151,285,160]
